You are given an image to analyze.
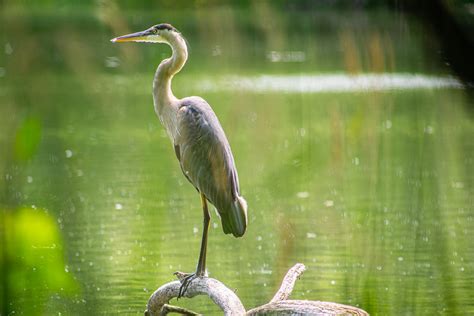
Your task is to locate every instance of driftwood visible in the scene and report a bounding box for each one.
[145,263,369,316]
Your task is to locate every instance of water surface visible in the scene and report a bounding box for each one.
[1,3,473,315]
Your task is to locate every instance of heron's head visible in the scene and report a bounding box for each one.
[111,23,180,44]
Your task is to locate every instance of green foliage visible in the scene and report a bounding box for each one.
[2,207,79,315]
[14,117,42,162]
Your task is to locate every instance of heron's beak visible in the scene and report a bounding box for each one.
[111,30,150,43]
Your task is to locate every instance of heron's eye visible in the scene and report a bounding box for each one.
[151,28,158,34]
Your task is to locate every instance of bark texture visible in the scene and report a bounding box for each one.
[144,263,369,316]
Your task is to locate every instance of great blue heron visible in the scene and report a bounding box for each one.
[111,24,248,296]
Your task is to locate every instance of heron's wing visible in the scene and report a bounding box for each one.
[175,99,246,237]
[175,101,237,203]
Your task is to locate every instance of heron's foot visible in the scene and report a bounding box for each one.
[173,271,205,299]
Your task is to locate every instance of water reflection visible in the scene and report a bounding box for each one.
[198,73,463,93]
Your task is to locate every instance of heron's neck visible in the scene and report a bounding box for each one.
[153,35,188,114]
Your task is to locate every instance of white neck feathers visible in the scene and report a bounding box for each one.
[153,33,188,114]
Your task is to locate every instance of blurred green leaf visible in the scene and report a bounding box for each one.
[3,207,79,315]
[14,117,42,162]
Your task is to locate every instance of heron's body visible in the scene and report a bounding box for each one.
[112,23,247,294]
[149,24,247,237]
[174,98,248,236]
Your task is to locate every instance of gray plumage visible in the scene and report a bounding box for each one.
[175,97,247,237]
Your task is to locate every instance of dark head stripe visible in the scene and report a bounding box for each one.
[154,23,178,32]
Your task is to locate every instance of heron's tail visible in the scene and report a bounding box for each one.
[221,196,248,237]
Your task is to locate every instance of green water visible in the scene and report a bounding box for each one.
[1,2,473,315]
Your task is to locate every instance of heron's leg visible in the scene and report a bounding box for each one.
[177,193,210,298]
[196,193,210,275]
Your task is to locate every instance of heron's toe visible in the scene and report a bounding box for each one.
[175,272,198,298]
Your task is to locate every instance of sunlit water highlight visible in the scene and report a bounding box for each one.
[198,73,463,93]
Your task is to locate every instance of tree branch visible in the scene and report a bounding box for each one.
[159,304,200,316]
[247,300,369,315]
[145,278,245,316]
[270,262,306,303]
[144,263,369,316]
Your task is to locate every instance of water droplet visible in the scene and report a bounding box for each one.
[27,176,33,183]
[105,56,120,68]
[424,125,434,134]
[193,227,199,234]
[451,181,464,189]
[306,232,316,239]
[5,42,13,55]
[297,191,309,199]
[352,157,360,165]
[267,50,306,62]
[212,45,222,56]
[115,203,123,210]
[65,149,73,158]
[324,200,334,207]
